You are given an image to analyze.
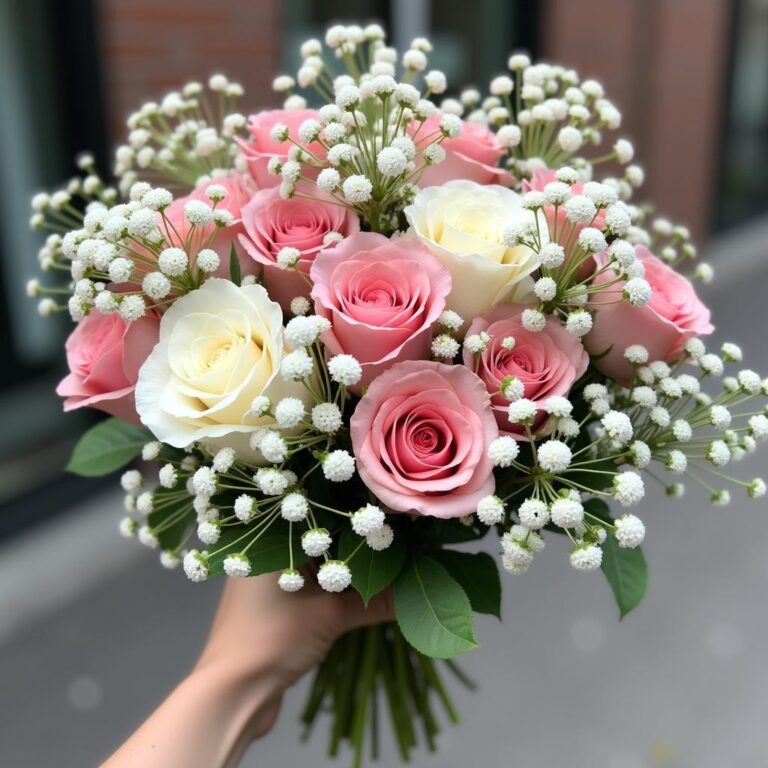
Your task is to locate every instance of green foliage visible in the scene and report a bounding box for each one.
[229,244,241,285]
[207,519,308,576]
[394,554,478,659]
[601,533,648,619]
[585,498,648,618]
[147,488,194,550]
[339,527,406,606]
[434,550,502,619]
[66,418,150,477]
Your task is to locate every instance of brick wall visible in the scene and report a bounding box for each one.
[95,0,282,142]
[542,0,731,241]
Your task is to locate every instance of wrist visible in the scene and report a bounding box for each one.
[190,652,283,744]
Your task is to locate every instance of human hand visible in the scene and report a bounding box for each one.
[103,573,393,768]
[197,573,395,738]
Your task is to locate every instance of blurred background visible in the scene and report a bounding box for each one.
[1,0,767,766]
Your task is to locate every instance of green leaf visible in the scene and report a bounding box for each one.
[394,554,478,659]
[601,533,648,619]
[66,418,151,477]
[147,488,194,550]
[433,550,502,619]
[229,244,241,285]
[583,497,612,521]
[567,458,616,491]
[418,516,489,544]
[582,498,648,618]
[207,520,308,576]
[339,526,406,606]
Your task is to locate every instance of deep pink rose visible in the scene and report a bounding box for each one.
[465,304,589,437]
[310,232,451,390]
[57,311,159,424]
[415,116,514,187]
[161,173,258,280]
[237,109,323,187]
[585,245,714,382]
[239,185,360,310]
[350,361,498,518]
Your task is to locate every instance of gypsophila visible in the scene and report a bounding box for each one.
[121,469,143,493]
[183,550,209,582]
[352,504,386,536]
[565,310,593,337]
[614,514,645,548]
[522,309,547,333]
[322,450,355,482]
[317,561,352,593]
[624,345,649,365]
[278,569,305,592]
[223,554,252,578]
[234,494,257,522]
[212,447,236,474]
[311,403,342,433]
[537,440,572,473]
[569,544,603,572]
[518,498,550,529]
[327,355,362,386]
[508,398,537,425]
[613,471,645,506]
[476,496,505,525]
[601,410,633,445]
[488,436,520,467]
[550,497,584,528]
[280,349,314,381]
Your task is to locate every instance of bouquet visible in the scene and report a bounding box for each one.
[28,22,767,766]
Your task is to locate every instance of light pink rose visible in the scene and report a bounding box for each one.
[415,116,514,187]
[524,168,605,278]
[350,361,498,518]
[161,173,258,280]
[465,304,589,437]
[239,185,359,310]
[57,311,159,424]
[237,109,323,187]
[585,245,714,382]
[310,232,451,390]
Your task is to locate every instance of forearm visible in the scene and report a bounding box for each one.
[101,659,280,768]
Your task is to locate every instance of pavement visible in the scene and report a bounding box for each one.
[1,219,767,768]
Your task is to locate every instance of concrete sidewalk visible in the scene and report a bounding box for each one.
[1,224,767,768]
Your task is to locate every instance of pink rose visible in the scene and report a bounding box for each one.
[415,116,514,187]
[310,232,451,390]
[351,361,498,518]
[237,109,323,187]
[57,311,159,424]
[239,185,359,310]
[161,173,258,280]
[524,169,605,278]
[585,245,714,382]
[465,304,589,437]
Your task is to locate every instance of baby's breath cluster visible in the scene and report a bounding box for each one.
[30,177,246,322]
[115,75,247,192]
[462,56,636,180]
[266,27,462,232]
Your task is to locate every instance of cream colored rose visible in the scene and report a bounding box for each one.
[404,180,542,323]
[135,278,305,457]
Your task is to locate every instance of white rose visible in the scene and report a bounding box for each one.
[404,180,542,323]
[135,278,307,459]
